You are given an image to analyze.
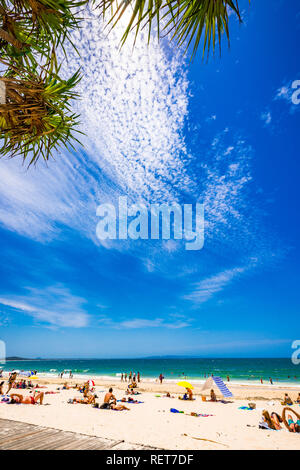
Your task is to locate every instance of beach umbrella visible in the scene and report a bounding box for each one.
[177,381,194,389]
[88,380,95,388]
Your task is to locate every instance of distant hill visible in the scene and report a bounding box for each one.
[5,356,29,361]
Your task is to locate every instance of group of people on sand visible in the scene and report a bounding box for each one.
[68,384,132,411]
[0,372,45,405]
[281,392,300,406]
[261,409,300,433]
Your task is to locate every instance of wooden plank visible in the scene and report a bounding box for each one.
[1,430,62,450]
[0,429,45,447]
[33,436,80,451]
[53,436,100,451]
[26,430,81,450]
[55,437,106,451]
[54,436,114,451]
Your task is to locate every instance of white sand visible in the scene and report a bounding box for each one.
[1,378,300,450]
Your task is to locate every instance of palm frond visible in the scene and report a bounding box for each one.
[0,66,82,165]
[96,0,248,59]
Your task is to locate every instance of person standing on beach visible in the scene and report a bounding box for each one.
[227,375,230,382]
[269,377,273,385]
[260,378,263,384]
[137,372,140,383]
[121,373,123,382]
[159,373,164,384]
[133,373,136,383]
[129,371,132,382]
[124,373,127,382]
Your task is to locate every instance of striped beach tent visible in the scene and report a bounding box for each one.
[201,376,233,398]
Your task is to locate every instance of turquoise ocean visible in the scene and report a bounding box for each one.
[1,358,300,385]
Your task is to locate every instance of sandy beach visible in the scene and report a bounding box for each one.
[1,376,300,450]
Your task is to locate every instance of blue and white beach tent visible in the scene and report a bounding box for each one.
[201,376,233,398]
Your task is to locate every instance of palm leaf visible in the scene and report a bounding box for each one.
[96,0,249,59]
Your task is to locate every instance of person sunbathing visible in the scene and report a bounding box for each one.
[9,391,44,405]
[282,393,293,405]
[7,372,17,394]
[270,412,283,430]
[83,382,90,397]
[163,392,175,398]
[210,389,217,402]
[179,388,194,401]
[72,395,95,404]
[111,403,130,411]
[287,414,300,433]
[295,393,300,404]
[260,410,275,429]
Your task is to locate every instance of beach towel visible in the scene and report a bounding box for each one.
[259,421,276,430]
[238,406,254,411]
[170,408,184,413]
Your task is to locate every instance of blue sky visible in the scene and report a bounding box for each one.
[0,0,299,358]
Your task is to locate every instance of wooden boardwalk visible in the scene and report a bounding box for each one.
[0,418,157,450]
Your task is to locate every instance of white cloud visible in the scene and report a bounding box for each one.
[0,286,90,328]
[101,317,190,329]
[275,85,291,102]
[183,266,246,305]
[260,111,272,126]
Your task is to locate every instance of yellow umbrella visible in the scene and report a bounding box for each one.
[177,381,194,389]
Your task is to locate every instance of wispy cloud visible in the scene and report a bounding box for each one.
[100,317,191,330]
[261,110,272,126]
[183,266,246,305]
[0,286,90,328]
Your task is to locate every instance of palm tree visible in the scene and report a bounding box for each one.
[0,0,86,163]
[0,63,81,164]
[0,0,249,164]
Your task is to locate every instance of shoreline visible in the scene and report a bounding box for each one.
[2,370,300,390]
